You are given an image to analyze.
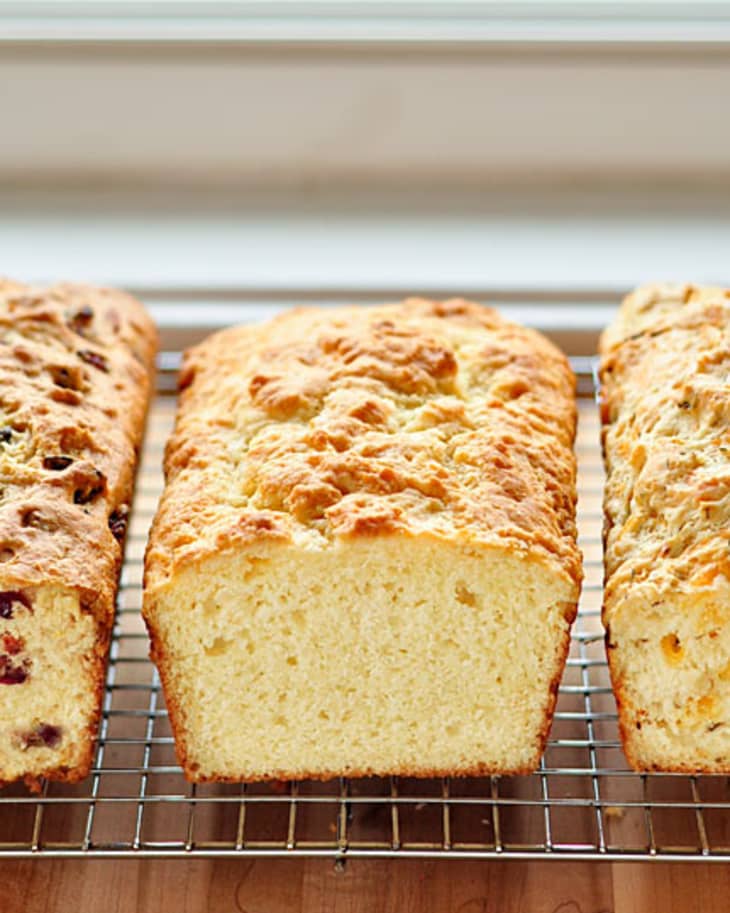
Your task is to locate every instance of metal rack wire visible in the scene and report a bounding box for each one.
[2,352,729,861]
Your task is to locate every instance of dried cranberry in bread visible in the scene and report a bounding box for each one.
[0,280,156,789]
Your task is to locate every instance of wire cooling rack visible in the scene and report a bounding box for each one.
[2,350,730,862]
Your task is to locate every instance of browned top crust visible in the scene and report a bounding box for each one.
[599,283,730,614]
[145,299,580,594]
[0,279,157,623]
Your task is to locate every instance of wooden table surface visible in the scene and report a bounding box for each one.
[6,858,730,913]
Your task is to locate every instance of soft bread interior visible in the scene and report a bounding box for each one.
[148,537,576,780]
[0,585,101,784]
[608,588,730,771]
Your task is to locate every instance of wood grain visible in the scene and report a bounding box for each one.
[6,859,730,913]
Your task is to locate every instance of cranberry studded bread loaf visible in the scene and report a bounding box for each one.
[144,299,581,782]
[600,283,730,772]
[0,280,157,788]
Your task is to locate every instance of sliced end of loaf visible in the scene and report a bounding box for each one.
[607,587,730,773]
[145,536,577,781]
[0,585,106,788]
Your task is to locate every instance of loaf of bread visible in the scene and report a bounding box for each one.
[144,299,581,782]
[600,283,730,772]
[0,280,157,788]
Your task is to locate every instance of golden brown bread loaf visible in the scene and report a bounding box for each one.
[144,299,581,782]
[600,283,730,772]
[0,279,157,789]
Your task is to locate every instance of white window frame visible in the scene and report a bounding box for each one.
[1,2,730,186]
[2,2,730,43]
[1,1,729,300]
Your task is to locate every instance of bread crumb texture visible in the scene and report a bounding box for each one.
[0,279,156,788]
[600,283,730,772]
[144,298,581,781]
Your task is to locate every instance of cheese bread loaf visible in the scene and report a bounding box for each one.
[144,299,581,782]
[0,280,157,788]
[600,283,730,771]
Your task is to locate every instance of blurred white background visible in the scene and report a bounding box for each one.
[1,1,729,314]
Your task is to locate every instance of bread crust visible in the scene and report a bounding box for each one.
[0,279,157,787]
[145,298,580,595]
[145,299,580,782]
[600,282,730,773]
